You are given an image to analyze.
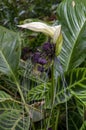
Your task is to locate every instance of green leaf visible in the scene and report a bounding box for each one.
[0,26,21,75]
[55,68,86,105]
[28,83,50,101]
[68,111,82,130]
[80,121,86,130]
[0,26,27,115]
[27,68,86,106]
[0,111,30,130]
[0,91,30,130]
[75,99,84,117]
[57,0,86,71]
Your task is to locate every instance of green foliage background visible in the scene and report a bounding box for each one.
[0,0,62,29]
[0,0,86,130]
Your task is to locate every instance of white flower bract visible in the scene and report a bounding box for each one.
[18,22,61,43]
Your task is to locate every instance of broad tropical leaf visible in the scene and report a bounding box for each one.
[0,26,21,75]
[28,83,50,101]
[27,68,86,106]
[55,68,86,105]
[0,91,30,130]
[0,111,30,130]
[0,26,27,114]
[57,0,86,71]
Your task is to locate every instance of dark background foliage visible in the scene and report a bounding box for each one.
[0,0,62,29]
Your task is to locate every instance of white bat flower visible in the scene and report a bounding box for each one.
[18,22,63,56]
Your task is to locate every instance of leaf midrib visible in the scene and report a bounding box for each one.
[0,51,27,111]
[0,51,12,74]
[56,77,86,97]
[11,115,23,130]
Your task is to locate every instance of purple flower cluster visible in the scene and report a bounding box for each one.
[32,52,47,72]
[33,52,47,65]
[43,42,53,51]
[43,42,55,58]
[33,52,40,63]
[37,65,44,72]
[32,42,55,72]
[38,58,47,65]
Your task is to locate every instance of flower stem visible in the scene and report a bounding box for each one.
[55,107,60,130]
[51,62,55,105]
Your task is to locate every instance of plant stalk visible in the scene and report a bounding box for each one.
[51,63,55,105]
[55,108,60,130]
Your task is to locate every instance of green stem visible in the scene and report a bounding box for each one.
[47,63,55,128]
[51,63,55,105]
[31,120,35,130]
[55,108,60,130]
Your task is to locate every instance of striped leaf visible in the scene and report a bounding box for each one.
[57,0,86,72]
[0,26,21,75]
[0,91,30,130]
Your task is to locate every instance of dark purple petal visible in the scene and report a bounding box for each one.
[38,58,47,65]
[42,42,55,57]
[38,66,44,72]
[33,52,41,63]
[43,42,51,51]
